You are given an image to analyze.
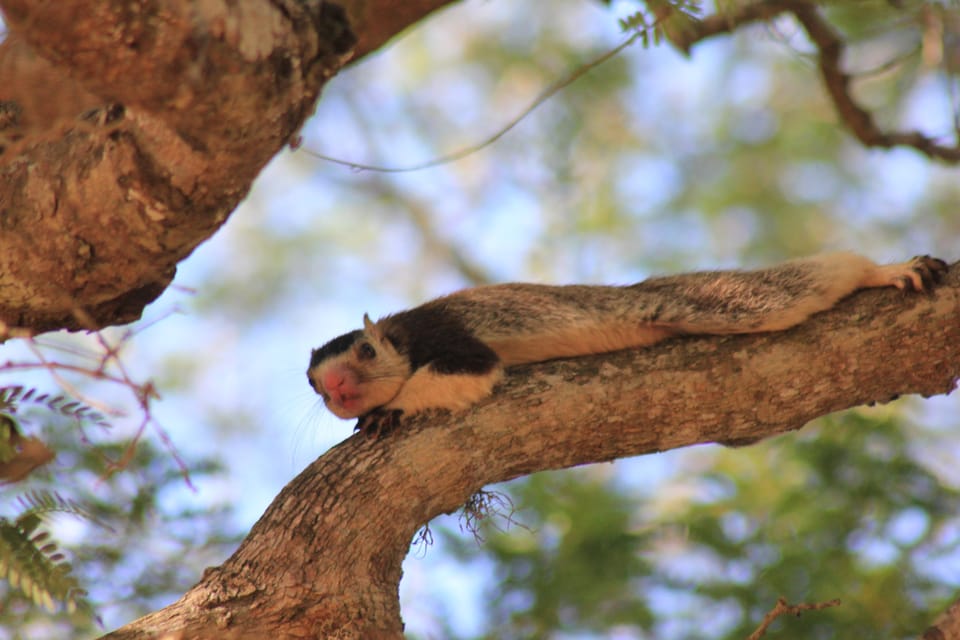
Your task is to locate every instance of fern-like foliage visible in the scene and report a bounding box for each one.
[0,386,110,621]
[0,385,110,428]
[0,501,95,618]
[619,0,703,49]
[16,490,112,533]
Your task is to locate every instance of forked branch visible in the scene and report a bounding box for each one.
[665,0,960,162]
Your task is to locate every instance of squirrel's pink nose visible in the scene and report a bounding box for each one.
[322,370,346,395]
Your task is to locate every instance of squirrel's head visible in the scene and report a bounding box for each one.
[307,314,410,419]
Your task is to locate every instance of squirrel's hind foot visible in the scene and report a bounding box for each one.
[900,255,948,291]
[874,255,948,292]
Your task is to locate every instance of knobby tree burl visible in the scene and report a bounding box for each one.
[0,1,958,638]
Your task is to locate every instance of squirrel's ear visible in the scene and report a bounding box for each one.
[363,313,384,341]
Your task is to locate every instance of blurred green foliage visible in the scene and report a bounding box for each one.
[0,407,240,639]
[443,474,656,638]
[436,412,960,639]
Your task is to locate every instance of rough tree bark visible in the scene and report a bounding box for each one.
[97,267,960,639]
[0,0,455,334]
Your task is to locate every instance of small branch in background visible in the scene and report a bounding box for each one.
[653,0,960,162]
[300,29,644,173]
[306,0,960,174]
[791,2,960,162]
[919,3,960,142]
[359,178,494,286]
[0,327,193,488]
[746,597,842,640]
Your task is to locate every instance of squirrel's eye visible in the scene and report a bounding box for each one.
[357,343,377,360]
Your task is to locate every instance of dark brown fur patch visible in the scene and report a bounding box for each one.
[381,306,500,375]
[310,329,363,369]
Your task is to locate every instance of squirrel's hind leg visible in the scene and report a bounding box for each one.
[642,252,947,337]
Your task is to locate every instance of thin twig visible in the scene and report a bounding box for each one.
[746,597,842,640]
[325,90,495,286]
[301,30,645,173]
[21,341,126,418]
[2,330,195,488]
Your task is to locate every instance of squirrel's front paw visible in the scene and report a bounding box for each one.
[355,408,405,438]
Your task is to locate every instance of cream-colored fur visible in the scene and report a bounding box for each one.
[383,366,504,413]
[487,324,676,366]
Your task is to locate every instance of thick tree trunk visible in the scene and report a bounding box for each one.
[100,266,960,639]
[0,0,455,334]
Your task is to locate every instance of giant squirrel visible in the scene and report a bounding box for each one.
[307,253,947,435]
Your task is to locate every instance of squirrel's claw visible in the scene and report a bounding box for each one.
[911,255,948,291]
[356,408,405,438]
[894,255,948,292]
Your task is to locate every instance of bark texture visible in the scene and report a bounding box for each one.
[100,264,960,639]
[0,0,456,334]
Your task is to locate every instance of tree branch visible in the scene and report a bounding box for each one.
[747,597,842,640]
[341,0,458,61]
[101,263,960,639]
[790,3,960,163]
[0,0,458,335]
[660,0,960,162]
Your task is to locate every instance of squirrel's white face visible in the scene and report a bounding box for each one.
[307,316,410,419]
